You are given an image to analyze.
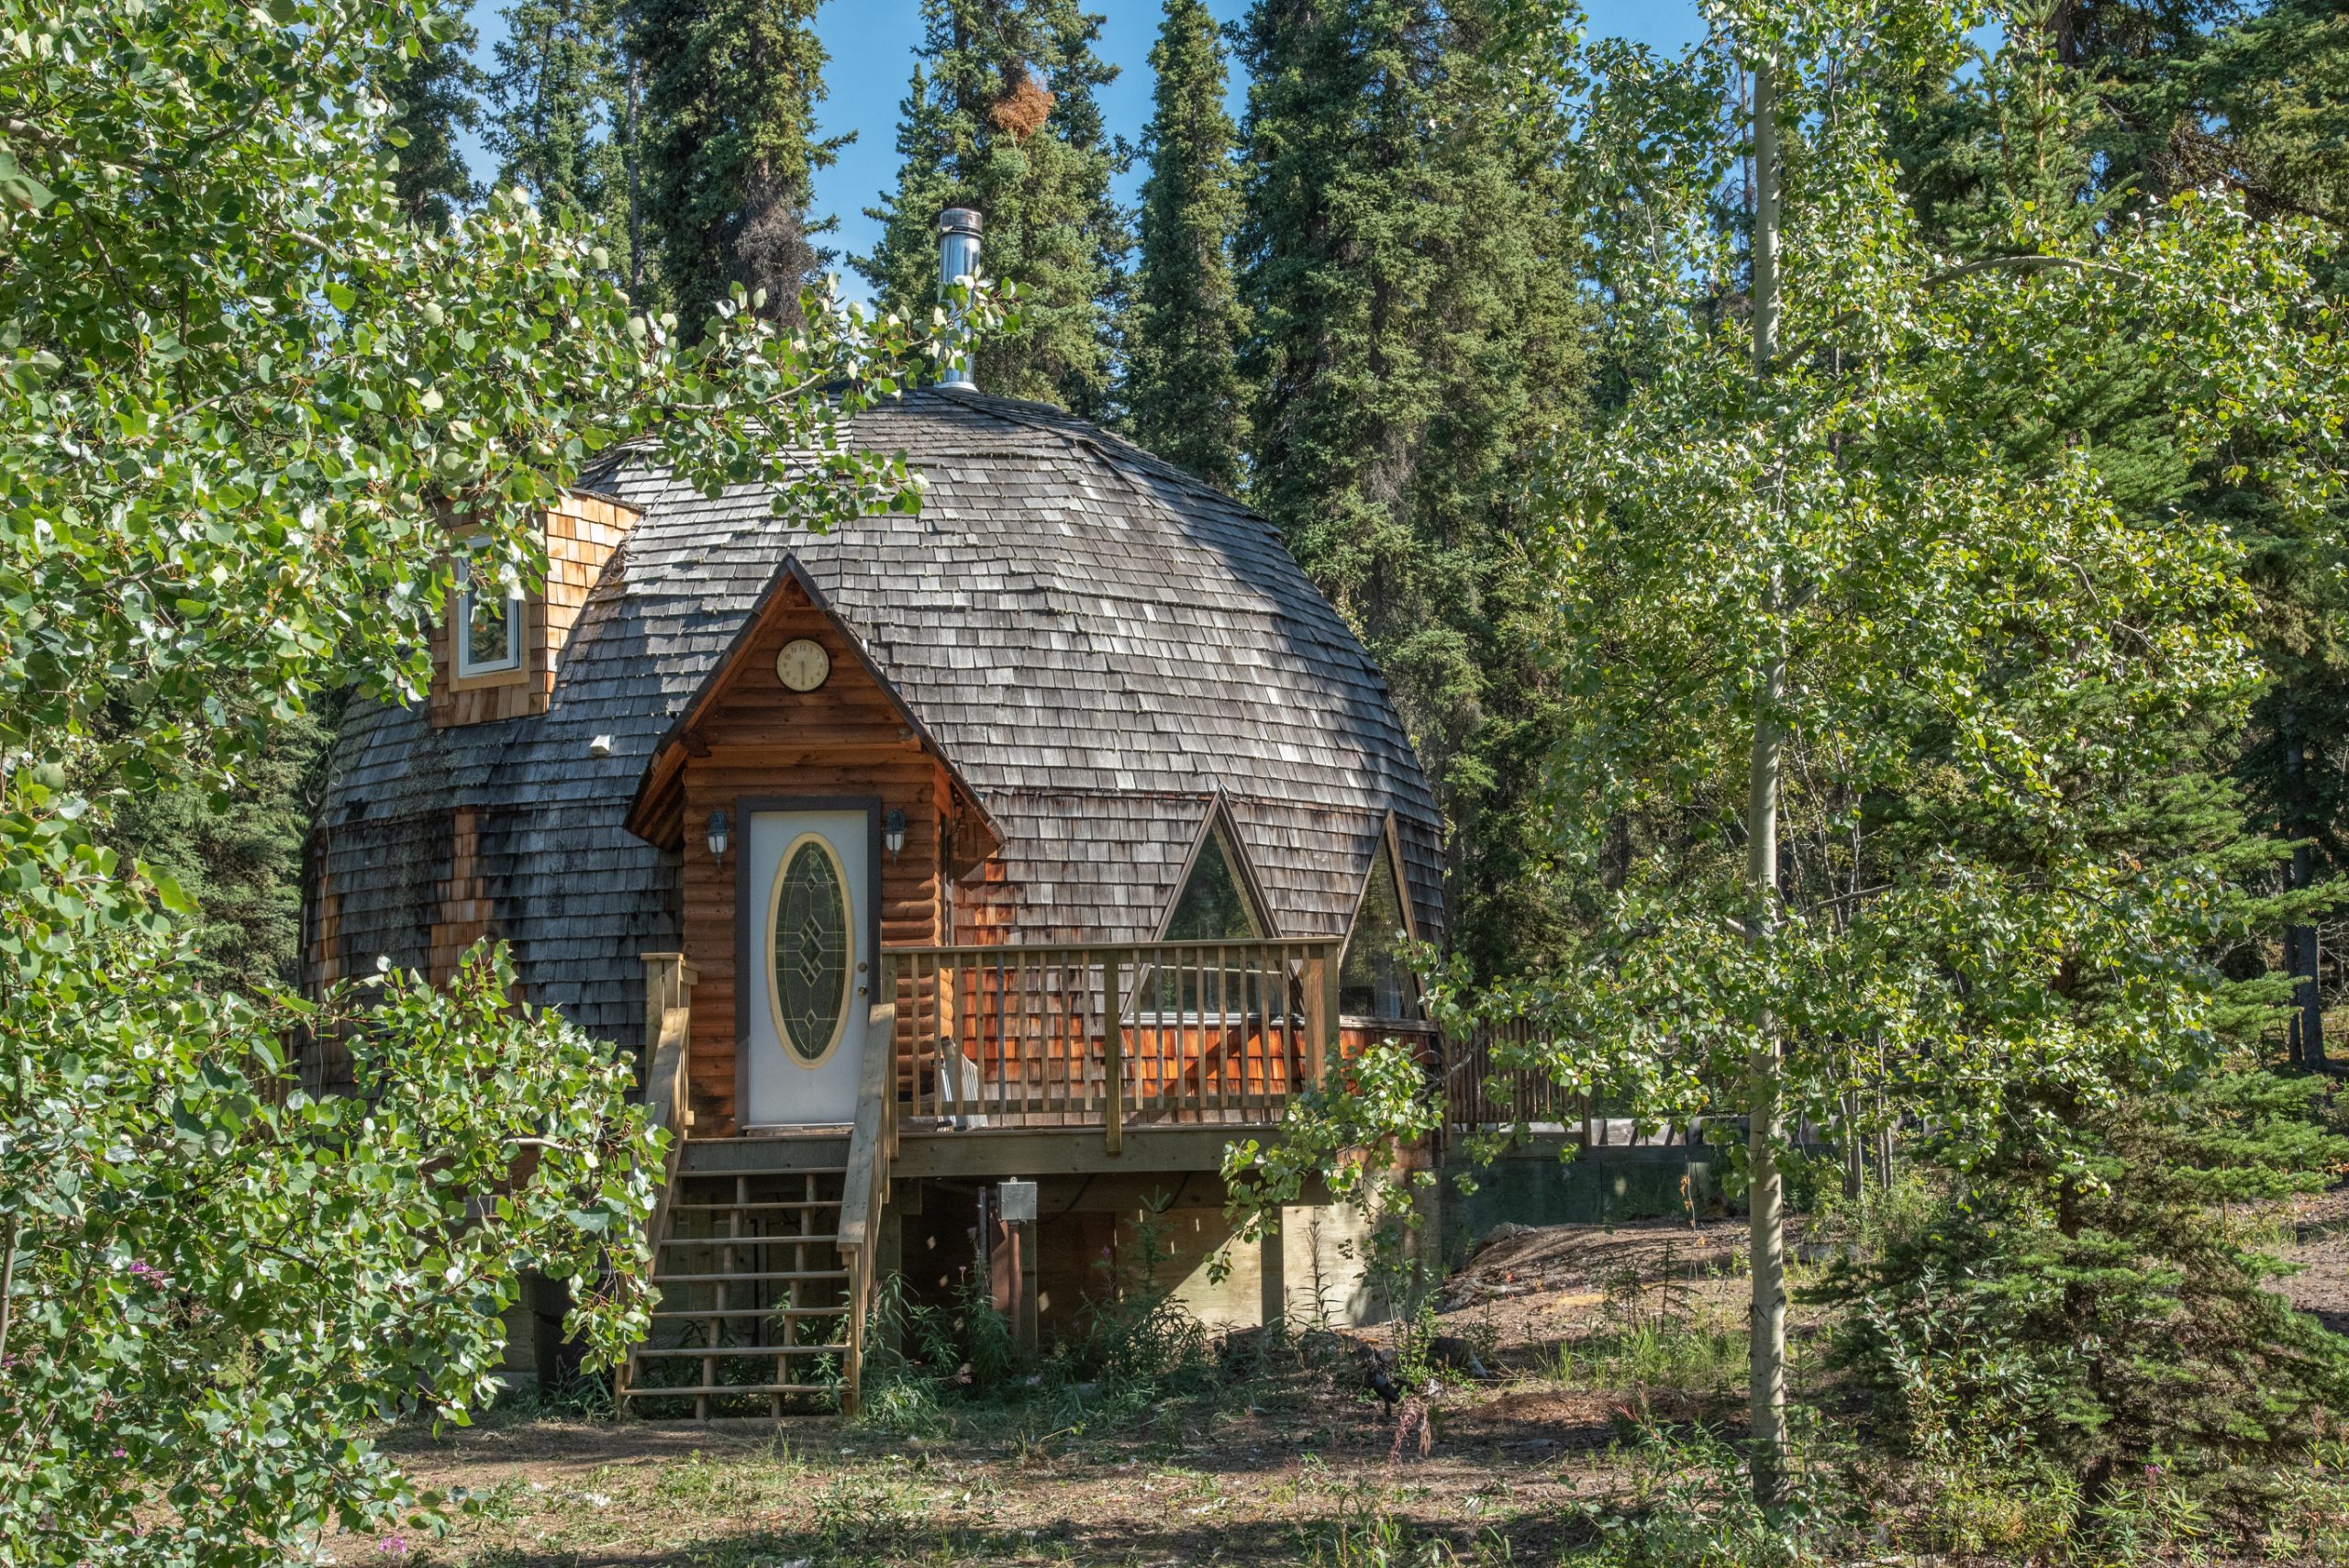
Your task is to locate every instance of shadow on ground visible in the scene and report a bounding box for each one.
[439,1510,1582,1567]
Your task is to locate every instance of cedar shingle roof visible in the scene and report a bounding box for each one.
[314,387,1444,1052]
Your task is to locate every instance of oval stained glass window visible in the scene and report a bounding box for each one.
[769,837,851,1064]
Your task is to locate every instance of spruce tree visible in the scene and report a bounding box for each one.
[486,0,634,279]
[1234,0,1589,974]
[857,0,1128,416]
[101,701,343,997]
[632,0,838,332]
[379,0,484,230]
[2106,0,2349,1071]
[1126,0,1249,489]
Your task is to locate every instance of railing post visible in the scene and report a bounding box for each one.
[1301,949,1330,1091]
[1434,1018,1451,1151]
[841,1242,864,1418]
[1321,945,1340,1084]
[883,952,901,1152]
[640,951,694,1047]
[1104,950,1124,1155]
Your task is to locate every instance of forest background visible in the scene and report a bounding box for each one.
[153,0,2349,1071]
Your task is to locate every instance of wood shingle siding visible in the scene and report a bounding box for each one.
[309,388,1443,1066]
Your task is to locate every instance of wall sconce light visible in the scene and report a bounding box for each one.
[706,807,730,863]
[884,808,907,859]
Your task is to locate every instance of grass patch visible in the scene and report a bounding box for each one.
[1550,1322,1747,1401]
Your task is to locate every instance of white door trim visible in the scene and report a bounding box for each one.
[733,795,880,1129]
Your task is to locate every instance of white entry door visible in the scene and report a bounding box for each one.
[742,806,873,1127]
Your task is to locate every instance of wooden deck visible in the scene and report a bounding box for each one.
[627,943,1584,1417]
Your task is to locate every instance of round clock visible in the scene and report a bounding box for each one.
[775,638,830,693]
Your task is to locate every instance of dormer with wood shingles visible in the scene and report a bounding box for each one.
[429,492,642,728]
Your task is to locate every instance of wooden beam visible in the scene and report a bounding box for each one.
[896,1126,1270,1181]
[905,1167,1334,1213]
[1104,951,1124,1157]
[1260,1205,1286,1332]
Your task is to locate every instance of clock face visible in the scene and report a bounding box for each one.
[775,638,830,693]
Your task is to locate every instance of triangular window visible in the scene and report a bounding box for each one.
[1152,818,1267,1016]
[1340,837,1414,1020]
[1163,823,1264,941]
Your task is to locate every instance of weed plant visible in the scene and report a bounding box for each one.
[1550,1322,1746,1401]
[2260,1437,2349,1561]
[1563,1415,1856,1567]
[1062,1203,1216,1410]
[1299,1480,1520,1567]
[852,1273,1014,1433]
[483,1367,614,1423]
[1798,1161,1937,1259]
[852,1206,1219,1435]
[1550,1242,1746,1404]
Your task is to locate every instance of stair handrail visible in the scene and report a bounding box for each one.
[835,988,897,1418]
[638,951,698,1172]
[625,953,696,1403]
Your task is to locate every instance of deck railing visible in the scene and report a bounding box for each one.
[1442,1015,1582,1132]
[886,940,1341,1143]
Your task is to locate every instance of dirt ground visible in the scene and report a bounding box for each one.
[357,1202,2349,1567]
[2282,1182,2349,1336]
[362,1216,1759,1567]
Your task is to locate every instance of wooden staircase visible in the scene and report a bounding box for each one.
[618,1141,854,1418]
[620,952,896,1421]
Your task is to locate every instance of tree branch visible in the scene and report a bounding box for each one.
[1924,254,2144,289]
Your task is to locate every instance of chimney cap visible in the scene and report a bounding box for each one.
[939,207,984,238]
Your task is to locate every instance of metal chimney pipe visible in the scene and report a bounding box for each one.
[938,207,982,390]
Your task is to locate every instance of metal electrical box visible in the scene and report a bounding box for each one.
[996,1178,1037,1224]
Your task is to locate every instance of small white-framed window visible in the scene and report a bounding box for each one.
[452,542,524,679]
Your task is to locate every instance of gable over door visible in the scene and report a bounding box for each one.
[651,566,993,1134]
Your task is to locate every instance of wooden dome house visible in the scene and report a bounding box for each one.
[306,210,1451,1417]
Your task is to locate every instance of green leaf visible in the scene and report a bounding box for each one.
[0,150,55,213]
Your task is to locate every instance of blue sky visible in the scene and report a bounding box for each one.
[460,2,1713,295]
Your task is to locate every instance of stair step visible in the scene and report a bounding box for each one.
[676,1173,845,1185]
[618,1383,837,1398]
[659,1235,841,1250]
[666,1201,841,1213]
[628,1344,848,1360]
[651,1269,849,1284]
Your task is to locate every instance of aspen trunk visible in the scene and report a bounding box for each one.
[1746,48,1791,1505]
[2286,710,2326,1069]
[624,46,646,301]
